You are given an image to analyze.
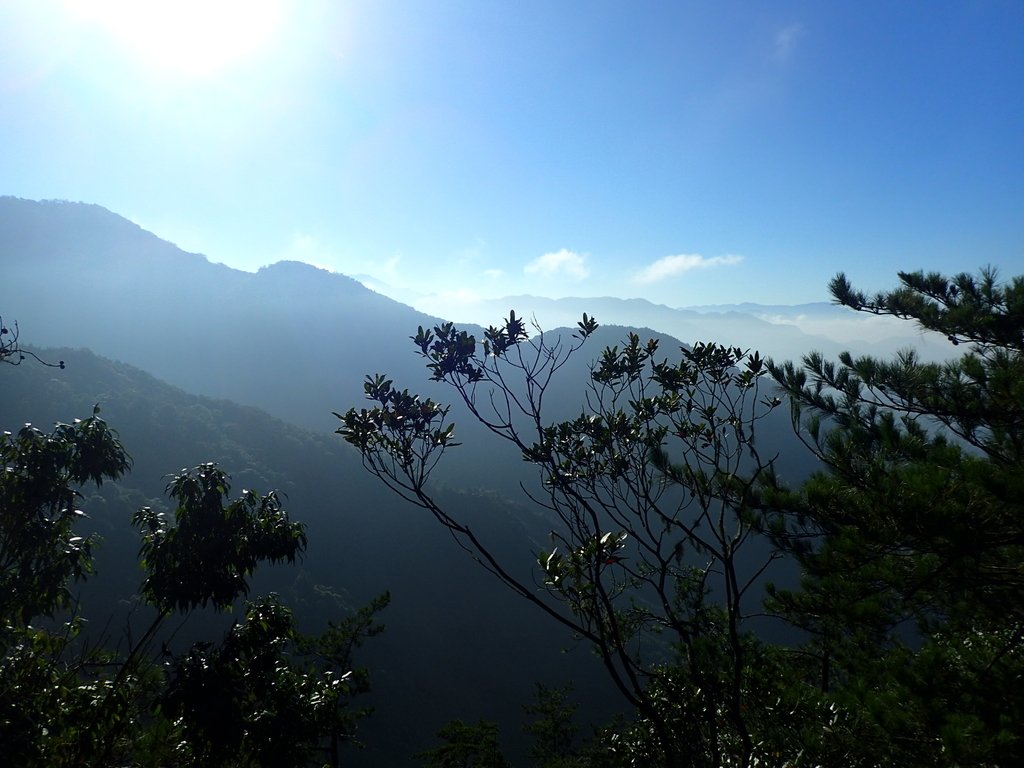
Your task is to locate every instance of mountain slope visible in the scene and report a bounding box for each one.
[1,197,449,434]
[1,197,820,761]
[0,348,618,764]
[408,292,953,363]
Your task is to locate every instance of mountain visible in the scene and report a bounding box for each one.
[406,293,954,363]
[682,300,955,350]
[0,197,818,760]
[0,348,620,764]
[2,197,951,439]
[0,197,455,435]
[685,302,836,314]
[0,194,818,543]
[1,197,821,488]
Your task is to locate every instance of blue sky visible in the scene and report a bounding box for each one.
[2,1,1022,307]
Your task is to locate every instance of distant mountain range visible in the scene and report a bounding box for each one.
[684,301,834,313]
[386,286,952,364]
[0,196,941,761]
[412,293,841,361]
[0,346,620,765]
[0,195,835,478]
[336,261,952,363]
[1,197,450,433]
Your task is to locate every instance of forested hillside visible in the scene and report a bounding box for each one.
[0,347,619,764]
[1,196,447,434]
[3,197,1019,766]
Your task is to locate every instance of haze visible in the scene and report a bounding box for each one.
[2,1,1021,310]
[2,4,1023,761]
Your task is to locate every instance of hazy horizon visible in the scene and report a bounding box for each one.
[2,1,1021,307]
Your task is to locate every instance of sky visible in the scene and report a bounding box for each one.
[1,0,1022,308]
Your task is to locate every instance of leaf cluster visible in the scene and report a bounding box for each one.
[0,409,130,625]
[1,399,383,766]
[342,313,785,765]
[133,463,307,613]
[764,267,1024,765]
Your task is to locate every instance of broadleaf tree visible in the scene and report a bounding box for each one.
[340,315,790,766]
[0,401,385,765]
[341,267,1024,767]
[0,410,131,765]
[0,313,64,369]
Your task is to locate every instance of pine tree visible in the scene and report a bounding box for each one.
[767,267,1024,765]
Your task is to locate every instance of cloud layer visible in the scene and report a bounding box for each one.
[633,253,743,284]
[524,249,589,280]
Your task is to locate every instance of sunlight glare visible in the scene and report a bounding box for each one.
[65,0,284,77]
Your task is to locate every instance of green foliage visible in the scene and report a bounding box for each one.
[0,408,130,625]
[0,400,382,766]
[523,684,583,768]
[416,719,511,768]
[165,592,386,767]
[0,617,143,767]
[830,266,1024,350]
[0,409,134,765]
[767,267,1024,766]
[296,590,391,704]
[342,314,787,766]
[133,463,307,612]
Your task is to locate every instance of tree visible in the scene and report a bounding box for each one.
[522,684,580,767]
[765,267,1024,765]
[0,409,130,626]
[0,410,131,765]
[0,422,385,766]
[340,315,789,766]
[162,590,388,767]
[0,314,63,368]
[134,462,307,614]
[415,719,511,768]
[341,269,1024,766]
[0,315,388,765]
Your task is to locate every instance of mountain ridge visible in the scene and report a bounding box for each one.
[0,196,825,762]
[0,345,619,765]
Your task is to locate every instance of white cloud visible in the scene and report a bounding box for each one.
[482,268,505,280]
[524,249,589,280]
[283,233,317,257]
[456,238,488,267]
[633,253,743,284]
[412,288,484,319]
[281,233,338,272]
[773,23,804,60]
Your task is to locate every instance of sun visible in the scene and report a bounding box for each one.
[64,0,284,78]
